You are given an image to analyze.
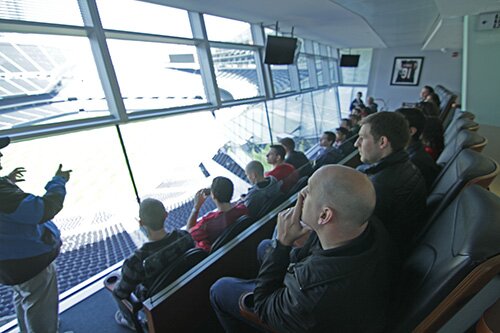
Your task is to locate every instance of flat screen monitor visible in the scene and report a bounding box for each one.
[340,54,360,67]
[264,36,298,65]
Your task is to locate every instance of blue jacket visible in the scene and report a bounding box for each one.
[0,176,66,284]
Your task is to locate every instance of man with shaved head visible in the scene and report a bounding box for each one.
[243,160,281,217]
[210,165,396,332]
[112,198,194,330]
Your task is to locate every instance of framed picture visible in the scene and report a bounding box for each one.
[390,57,424,86]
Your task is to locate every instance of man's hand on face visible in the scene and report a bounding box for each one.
[277,190,311,246]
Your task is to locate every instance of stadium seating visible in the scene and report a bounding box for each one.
[434,85,457,124]
[104,248,208,333]
[444,118,479,146]
[210,215,255,253]
[437,129,487,168]
[390,185,500,332]
[423,149,499,242]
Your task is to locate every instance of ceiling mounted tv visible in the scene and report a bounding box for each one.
[264,36,298,65]
[340,54,360,67]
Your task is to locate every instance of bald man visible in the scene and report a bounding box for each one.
[243,160,281,218]
[210,165,396,333]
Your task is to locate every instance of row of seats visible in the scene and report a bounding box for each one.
[387,110,500,331]
[110,108,499,332]
[105,147,362,332]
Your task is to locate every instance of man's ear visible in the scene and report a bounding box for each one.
[378,135,390,150]
[318,207,334,225]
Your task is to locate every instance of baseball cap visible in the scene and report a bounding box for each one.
[0,137,10,149]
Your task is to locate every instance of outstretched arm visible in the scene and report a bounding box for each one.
[40,164,72,223]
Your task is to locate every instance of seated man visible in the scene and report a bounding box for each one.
[242,161,281,218]
[113,198,194,330]
[279,137,312,177]
[397,108,441,191]
[314,131,344,170]
[265,145,298,194]
[355,111,426,256]
[188,176,248,252]
[366,96,378,114]
[210,165,396,332]
[333,127,355,156]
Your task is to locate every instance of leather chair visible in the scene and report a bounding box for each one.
[424,149,499,236]
[254,192,286,219]
[286,175,309,198]
[210,215,255,253]
[443,109,475,130]
[476,298,500,333]
[390,185,500,332]
[437,130,487,168]
[435,85,457,123]
[444,118,479,146]
[104,247,208,332]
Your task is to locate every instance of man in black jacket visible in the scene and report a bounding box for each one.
[210,165,396,332]
[397,107,441,191]
[355,112,427,255]
[279,137,312,178]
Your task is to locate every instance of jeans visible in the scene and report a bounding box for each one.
[210,277,258,333]
[12,262,59,333]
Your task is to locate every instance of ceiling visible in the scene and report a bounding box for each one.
[148,0,500,50]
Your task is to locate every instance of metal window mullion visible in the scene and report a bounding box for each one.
[251,23,273,99]
[322,57,331,85]
[189,12,220,107]
[289,63,300,92]
[77,0,127,122]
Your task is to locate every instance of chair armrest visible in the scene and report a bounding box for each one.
[103,272,121,292]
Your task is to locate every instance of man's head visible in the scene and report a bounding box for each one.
[211,176,234,203]
[367,96,375,105]
[356,91,363,99]
[319,131,336,148]
[340,118,352,129]
[396,107,426,141]
[300,165,375,235]
[245,160,265,185]
[0,137,10,170]
[266,145,286,166]
[279,137,295,154]
[139,198,168,232]
[420,85,434,100]
[355,112,410,164]
[335,127,349,143]
[349,114,361,125]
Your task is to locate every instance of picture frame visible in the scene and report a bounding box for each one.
[390,57,424,86]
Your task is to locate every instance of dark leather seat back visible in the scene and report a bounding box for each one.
[443,109,475,130]
[426,149,498,228]
[435,85,457,123]
[286,175,308,197]
[437,130,487,167]
[210,215,254,253]
[444,118,479,146]
[254,192,286,219]
[391,185,500,332]
[146,248,208,298]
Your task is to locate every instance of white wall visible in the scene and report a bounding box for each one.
[368,45,462,110]
[462,15,500,126]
